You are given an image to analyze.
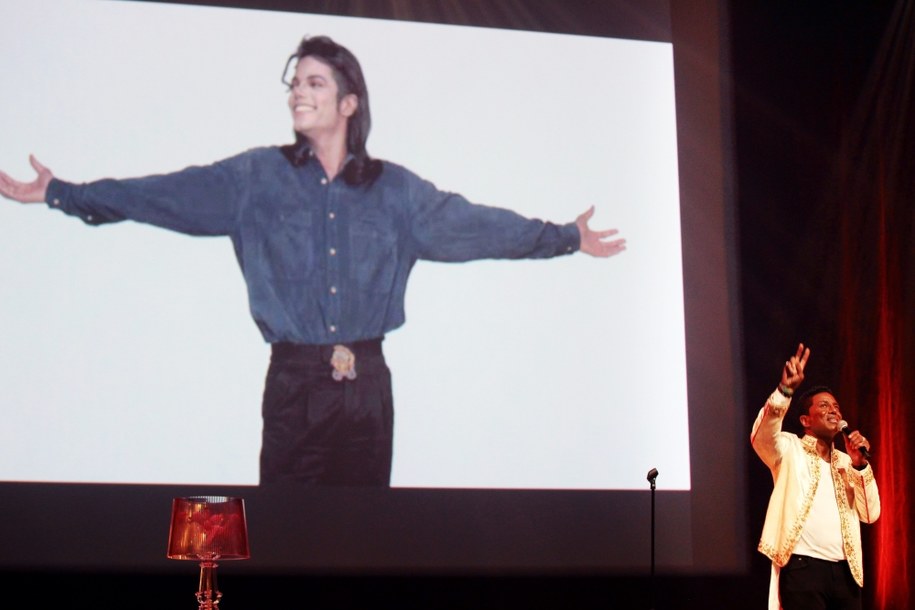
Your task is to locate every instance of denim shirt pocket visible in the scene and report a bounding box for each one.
[254,203,315,281]
[349,210,399,295]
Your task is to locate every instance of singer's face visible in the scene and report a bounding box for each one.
[801,391,842,438]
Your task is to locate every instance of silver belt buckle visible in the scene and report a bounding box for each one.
[330,344,357,381]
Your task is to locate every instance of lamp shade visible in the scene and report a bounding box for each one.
[167,496,250,561]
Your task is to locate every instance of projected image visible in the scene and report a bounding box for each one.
[0,0,686,490]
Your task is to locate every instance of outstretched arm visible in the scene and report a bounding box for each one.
[0,155,54,203]
[751,343,810,466]
[575,205,626,258]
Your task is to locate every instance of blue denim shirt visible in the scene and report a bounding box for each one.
[45,146,580,344]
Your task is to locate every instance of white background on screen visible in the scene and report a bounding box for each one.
[0,0,687,489]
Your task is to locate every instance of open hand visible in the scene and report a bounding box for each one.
[0,155,54,203]
[575,206,626,258]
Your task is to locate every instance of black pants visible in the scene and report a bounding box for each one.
[259,338,393,486]
[779,554,862,610]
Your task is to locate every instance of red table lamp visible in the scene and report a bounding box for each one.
[167,496,250,609]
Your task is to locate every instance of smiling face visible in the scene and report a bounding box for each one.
[287,56,358,146]
[800,391,843,441]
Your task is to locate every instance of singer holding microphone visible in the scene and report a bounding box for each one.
[751,343,880,610]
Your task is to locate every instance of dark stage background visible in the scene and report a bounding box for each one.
[3,1,913,608]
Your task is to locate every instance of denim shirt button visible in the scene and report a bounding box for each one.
[330,286,337,295]
[320,177,328,185]
[52,198,61,206]
[329,325,337,333]
[329,247,336,256]
[328,212,335,220]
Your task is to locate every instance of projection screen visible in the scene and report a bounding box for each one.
[0,0,743,576]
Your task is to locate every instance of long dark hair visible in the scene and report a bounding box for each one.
[281,35,382,186]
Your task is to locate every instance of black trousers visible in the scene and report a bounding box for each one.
[259,338,393,486]
[779,554,862,610]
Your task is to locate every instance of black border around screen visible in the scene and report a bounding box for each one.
[0,0,745,576]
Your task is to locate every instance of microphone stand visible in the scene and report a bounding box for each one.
[646,468,659,610]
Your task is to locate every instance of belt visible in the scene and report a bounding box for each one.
[270,338,384,381]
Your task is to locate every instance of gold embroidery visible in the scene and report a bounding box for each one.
[764,437,822,566]
[832,450,864,586]
[756,434,871,588]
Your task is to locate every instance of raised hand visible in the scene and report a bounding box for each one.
[780,343,810,393]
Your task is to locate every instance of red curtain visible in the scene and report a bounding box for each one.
[837,3,914,606]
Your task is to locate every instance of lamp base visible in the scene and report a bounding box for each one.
[196,561,223,609]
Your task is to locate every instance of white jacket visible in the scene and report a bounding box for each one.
[750,389,880,610]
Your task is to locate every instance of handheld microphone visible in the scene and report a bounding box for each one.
[839,420,872,460]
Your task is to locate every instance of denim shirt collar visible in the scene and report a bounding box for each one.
[280,140,355,173]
